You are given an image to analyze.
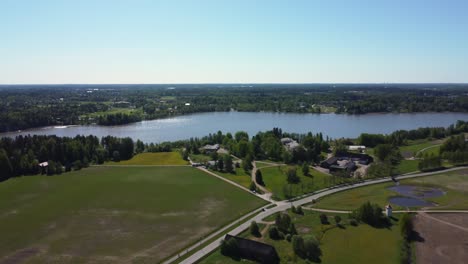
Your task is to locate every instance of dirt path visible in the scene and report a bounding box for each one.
[419,212,468,232]
[251,161,277,200]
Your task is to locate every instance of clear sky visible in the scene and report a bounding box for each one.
[1,0,468,84]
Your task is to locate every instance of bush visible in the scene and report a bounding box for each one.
[319,214,329,225]
[334,215,342,226]
[292,235,322,261]
[269,226,281,240]
[249,181,257,192]
[220,237,240,259]
[289,223,298,235]
[287,167,300,183]
[302,163,310,176]
[255,169,265,186]
[296,206,304,215]
[286,234,292,242]
[353,201,386,227]
[112,150,120,162]
[250,221,261,237]
[291,205,297,214]
[349,219,358,226]
[275,213,292,233]
[72,160,82,171]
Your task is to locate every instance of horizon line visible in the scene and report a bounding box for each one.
[1,82,468,86]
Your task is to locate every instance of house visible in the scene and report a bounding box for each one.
[200,144,220,154]
[320,157,338,169]
[224,234,279,264]
[329,159,357,172]
[280,137,301,151]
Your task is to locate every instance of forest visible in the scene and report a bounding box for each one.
[1,83,468,132]
[3,120,468,183]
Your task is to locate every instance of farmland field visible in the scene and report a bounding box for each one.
[105,152,189,165]
[0,166,266,263]
[211,167,252,189]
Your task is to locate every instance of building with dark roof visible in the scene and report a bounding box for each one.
[224,234,279,264]
[320,157,338,168]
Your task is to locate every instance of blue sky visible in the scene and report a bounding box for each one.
[1,0,467,84]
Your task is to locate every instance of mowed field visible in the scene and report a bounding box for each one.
[260,166,330,200]
[314,169,468,210]
[0,166,266,263]
[105,152,189,165]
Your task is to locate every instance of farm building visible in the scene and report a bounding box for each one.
[200,144,220,154]
[224,234,279,264]
[348,145,366,152]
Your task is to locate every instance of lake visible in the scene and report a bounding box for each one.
[2,112,468,143]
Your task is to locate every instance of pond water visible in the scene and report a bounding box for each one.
[388,185,445,207]
[1,111,468,143]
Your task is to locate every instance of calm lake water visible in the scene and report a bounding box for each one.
[2,112,468,143]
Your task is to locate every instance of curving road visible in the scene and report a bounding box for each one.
[169,165,468,264]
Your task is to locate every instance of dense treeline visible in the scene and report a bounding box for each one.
[353,120,468,176]
[180,127,329,166]
[2,84,468,132]
[0,135,135,181]
[357,120,468,147]
[97,112,142,125]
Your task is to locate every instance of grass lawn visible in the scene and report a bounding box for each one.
[396,159,420,174]
[399,139,442,158]
[190,153,212,163]
[0,166,266,263]
[314,169,468,210]
[260,166,330,200]
[255,160,283,169]
[320,219,401,264]
[210,167,252,189]
[201,211,402,264]
[106,152,188,165]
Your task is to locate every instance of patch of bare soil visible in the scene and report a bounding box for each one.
[0,248,40,264]
[414,213,468,264]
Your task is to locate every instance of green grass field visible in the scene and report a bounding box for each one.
[0,166,266,263]
[255,160,283,169]
[260,166,330,200]
[314,169,468,210]
[399,139,442,158]
[190,153,212,163]
[211,167,252,189]
[106,152,189,165]
[396,159,420,174]
[201,211,402,264]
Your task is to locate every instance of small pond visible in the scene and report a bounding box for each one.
[387,185,445,207]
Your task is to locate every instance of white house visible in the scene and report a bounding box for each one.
[385,204,393,217]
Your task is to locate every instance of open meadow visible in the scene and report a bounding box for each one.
[105,152,189,165]
[0,166,266,263]
[260,166,330,200]
[313,169,468,210]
